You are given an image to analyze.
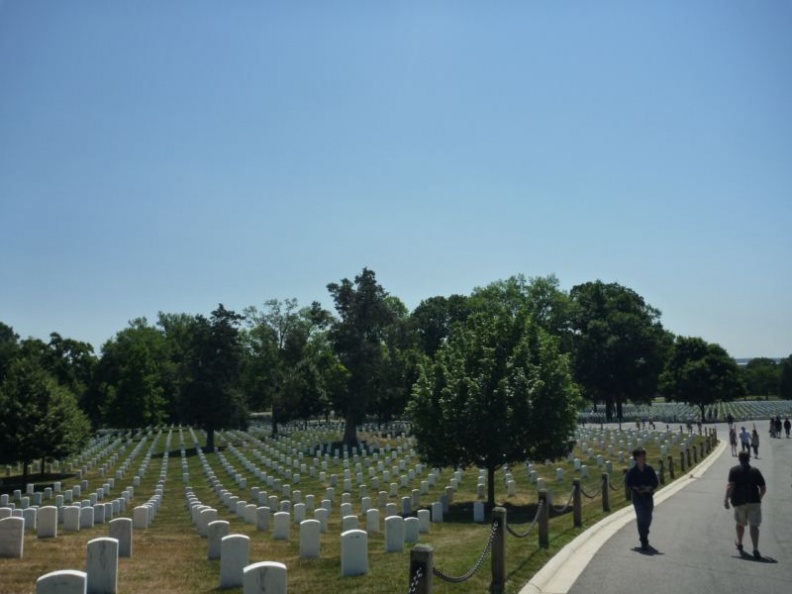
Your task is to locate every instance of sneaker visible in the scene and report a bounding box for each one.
[641,539,649,551]
[753,550,762,560]
[735,542,743,554]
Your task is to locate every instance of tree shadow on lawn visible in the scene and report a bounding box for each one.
[443,500,554,525]
[0,472,76,495]
[155,446,225,459]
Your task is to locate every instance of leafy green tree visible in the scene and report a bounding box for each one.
[741,357,780,398]
[93,318,171,428]
[327,268,397,446]
[180,305,248,450]
[659,336,746,421]
[409,295,471,358]
[45,332,96,397]
[0,322,20,381]
[371,296,420,424]
[0,358,90,483]
[16,334,99,427]
[569,281,670,422]
[520,274,575,351]
[779,354,792,400]
[157,312,197,422]
[407,281,580,507]
[243,299,333,434]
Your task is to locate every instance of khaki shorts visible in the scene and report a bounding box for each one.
[733,503,762,527]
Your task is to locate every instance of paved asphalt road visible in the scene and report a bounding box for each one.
[567,422,792,594]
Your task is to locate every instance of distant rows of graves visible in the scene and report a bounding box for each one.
[579,400,792,426]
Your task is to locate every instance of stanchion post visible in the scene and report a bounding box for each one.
[623,468,630,501]
[680,451,686,473]
[668,455,675,480]
[601,473,610,512]
[538,490,549,549]
[573,479,582,528]
[409,545,433,594]
[491,507,507,594]
[658,459,665,485]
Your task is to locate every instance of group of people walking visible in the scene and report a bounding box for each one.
[768,415,791,439]
[625,418,770,560]
[728,425,761,458]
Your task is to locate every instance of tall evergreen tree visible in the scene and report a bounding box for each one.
[181,305,248,450]
[327,268,397,446]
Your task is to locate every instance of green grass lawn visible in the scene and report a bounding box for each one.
[0,425,715,594]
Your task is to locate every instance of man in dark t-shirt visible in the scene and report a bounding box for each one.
[724,451,766,559]
[625,446,659,551]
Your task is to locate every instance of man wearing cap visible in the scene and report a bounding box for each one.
[625,446,659,551]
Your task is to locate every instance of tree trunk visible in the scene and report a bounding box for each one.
[605,399,614,421]
[22,460,30,486]
[487,465,496,510]
[271,409,279,438]
[343,411,358,448]
[206,427,215,451]
[40,458,46,477]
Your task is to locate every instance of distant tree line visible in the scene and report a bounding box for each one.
[2,269,790,496]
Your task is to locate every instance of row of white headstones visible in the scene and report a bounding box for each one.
[0,429,174,593]
[1,423,696,593]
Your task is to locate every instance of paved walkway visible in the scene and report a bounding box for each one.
[521,422,792,594]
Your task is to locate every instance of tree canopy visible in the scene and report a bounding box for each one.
[741,357,781,398]
[659,336,746,421]
[569,281,670,421]
[407,279,580,507]
[780,355,792,401]
[93,318,172,428]
[179,305,248,450]
[327,267,397,446]
[243,299,333,435]
[0,358,90,482]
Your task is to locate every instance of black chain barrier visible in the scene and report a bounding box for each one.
[433,519,500,583]
[608,476,625,491]
[505,499,544,538]
[407,565,424,594]
[551,487,577,514]
[579,485,601,499]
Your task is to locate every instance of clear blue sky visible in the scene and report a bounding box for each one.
[1,1,790,359]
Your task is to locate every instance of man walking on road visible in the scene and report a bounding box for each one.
[739,426,751,455]
[725,451,767,560]
[625,446,659,551]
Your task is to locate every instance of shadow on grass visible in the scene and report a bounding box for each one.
[441,500,565,526]
[0,472,76,495]
[154,446,226,459]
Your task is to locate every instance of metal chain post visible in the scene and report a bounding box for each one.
[602,472,610,512]
[538,489,549,548]
[491,507,506,594]
[573,479,582,527]
[408,545,433,594]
